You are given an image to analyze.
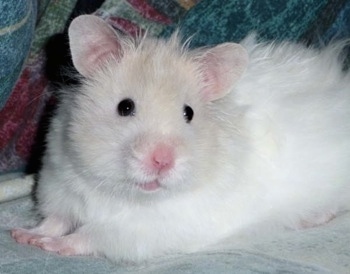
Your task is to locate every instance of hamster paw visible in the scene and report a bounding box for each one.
[12,216,72,245]
[11,228,44,244]
[30,236,76,255]
[28,233,91,256]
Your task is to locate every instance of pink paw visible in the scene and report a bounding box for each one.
[11,228,43,244]
[12,220,92,257]
[29,236,78,256]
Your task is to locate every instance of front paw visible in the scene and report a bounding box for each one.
[15,232,92,256]
[11,228,44,245]
[29,236,79,256]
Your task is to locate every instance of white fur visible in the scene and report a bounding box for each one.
[18,15,350,262]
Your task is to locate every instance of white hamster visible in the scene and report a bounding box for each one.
[12,15,350,263]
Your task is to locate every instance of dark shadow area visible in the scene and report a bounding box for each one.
[44,0,106,88]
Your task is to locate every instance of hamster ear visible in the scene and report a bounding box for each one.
[197,43,249,102]
[68,15,122,77]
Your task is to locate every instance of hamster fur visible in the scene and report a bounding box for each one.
[12,15,350,263]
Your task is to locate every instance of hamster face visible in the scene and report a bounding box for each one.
[64,15,248,202]
[66,44,208,200]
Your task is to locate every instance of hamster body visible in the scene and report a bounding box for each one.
[12,15,350,262]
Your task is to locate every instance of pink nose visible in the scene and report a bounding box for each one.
[150,144,174,173]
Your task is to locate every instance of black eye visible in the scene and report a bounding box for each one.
[183,105,194,123]
[117,98,135,116]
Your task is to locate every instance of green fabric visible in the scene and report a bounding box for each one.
[29,0,79,60]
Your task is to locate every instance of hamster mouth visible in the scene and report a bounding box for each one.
[137,180,161,192]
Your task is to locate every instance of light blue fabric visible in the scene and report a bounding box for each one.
[0,0,37,109]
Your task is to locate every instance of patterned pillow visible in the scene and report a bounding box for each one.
[0,0,80,177]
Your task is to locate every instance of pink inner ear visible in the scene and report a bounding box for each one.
[83,42,121,75]
[198,43,249,102]
[201,58,227,101]
[69,15,124,77]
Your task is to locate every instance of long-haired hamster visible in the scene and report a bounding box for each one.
[11,15,350,263]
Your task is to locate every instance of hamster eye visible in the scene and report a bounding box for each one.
[183,105,194,123]
[117,98,135,116]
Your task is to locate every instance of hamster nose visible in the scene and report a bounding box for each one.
[150,144,174,173]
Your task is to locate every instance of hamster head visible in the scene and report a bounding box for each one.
[65,15,248,201]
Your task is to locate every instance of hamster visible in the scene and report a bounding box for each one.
[11,15,350,263]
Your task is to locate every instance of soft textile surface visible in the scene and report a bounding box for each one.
[162,0,350,47]
[0,174,33,203]
[0,195,349,273]
[0,0,37,109]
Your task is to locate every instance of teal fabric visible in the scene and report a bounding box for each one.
[323,1,350,42]
[0,0,37,109]
[162,0,348,47]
